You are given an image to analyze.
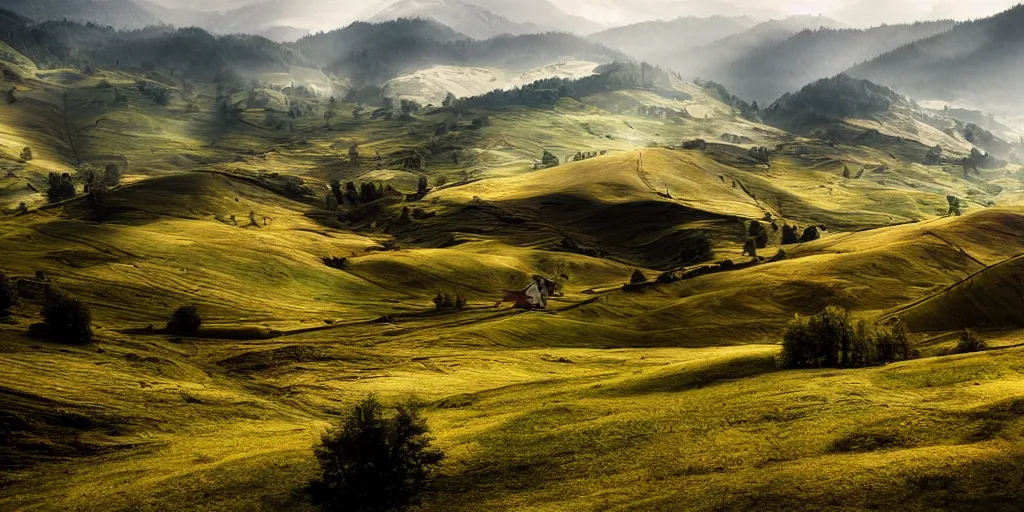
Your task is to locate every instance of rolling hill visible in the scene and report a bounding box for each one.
[3,11,1024,512]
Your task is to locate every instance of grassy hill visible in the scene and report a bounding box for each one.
[3,22,1024,512]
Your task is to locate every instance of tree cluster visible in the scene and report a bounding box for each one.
[433,293,466,311]
[136,80,171,105]
[780,306,911,369]
[46,172,76,203]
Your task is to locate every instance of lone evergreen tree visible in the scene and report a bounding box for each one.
[309,395,443,512]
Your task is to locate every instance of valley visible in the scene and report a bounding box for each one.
[1,3,1024,511]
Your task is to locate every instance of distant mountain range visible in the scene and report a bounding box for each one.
[0,0,160,29]
[848,4,1024,115]
[293,20,626,87]
[587,16,755,64]
[3,0,1024,120]
[0,0,604,41]
[591,15,845,83]
[0,12,624,90]
[367,0,544,39]
[709,20,957,105]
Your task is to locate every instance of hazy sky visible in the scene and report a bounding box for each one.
[147,0,1022,28]
[546,0,1022,26]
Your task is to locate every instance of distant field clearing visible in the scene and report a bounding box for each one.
[383,61,601,105]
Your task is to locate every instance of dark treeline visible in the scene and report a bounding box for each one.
[764,74,911,126]
[0,13,307,79]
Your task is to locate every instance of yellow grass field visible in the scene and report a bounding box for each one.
[2,42,1024,512]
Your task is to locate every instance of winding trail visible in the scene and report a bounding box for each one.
[636,151,656,193]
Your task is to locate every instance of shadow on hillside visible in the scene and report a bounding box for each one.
[383,192,745,270]
[601,354,779,396]
[645,445,1024,512]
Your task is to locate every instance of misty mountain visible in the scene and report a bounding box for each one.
[587,16,754,64]
[2,0,384,42]
[367,0,543,39]
[0,16,306,78]
[549,0,784,27]
[0,0,160,29]
[293,20,626,88]
[289,19,465,67]
[848,5,1024,115]
[467,0,604,34]
[2,0,604,42]
[711,20,956,105]
[662,15,845,79]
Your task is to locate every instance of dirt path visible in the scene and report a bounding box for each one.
[636,151,656,193]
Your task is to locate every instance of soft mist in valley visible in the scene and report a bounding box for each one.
[2,1,1024,511]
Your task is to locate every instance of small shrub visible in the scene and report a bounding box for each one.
[656,271,679,283]
[742,238,758,258]
[682,139,707,150]
[46,172,76,202]
[20,147,32,161]
[947,195,962,216]
[800,225,821,242]
[541,150,560,168]
[433,293,466,311]
[680,231,715,265]
[103,164,122,187]
[748,221,769,248]
[956,329,987,353]
[417,175,429,196]
[781,224,800,245]
[323,257,348,269]
[0,272,17,313]
[325,191,339,211]
[309,395,443,512]
[168,305,202,335]
[630,269,647,284]
[42,288,93,344]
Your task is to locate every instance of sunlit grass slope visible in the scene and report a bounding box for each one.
[3,39,1024,512]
